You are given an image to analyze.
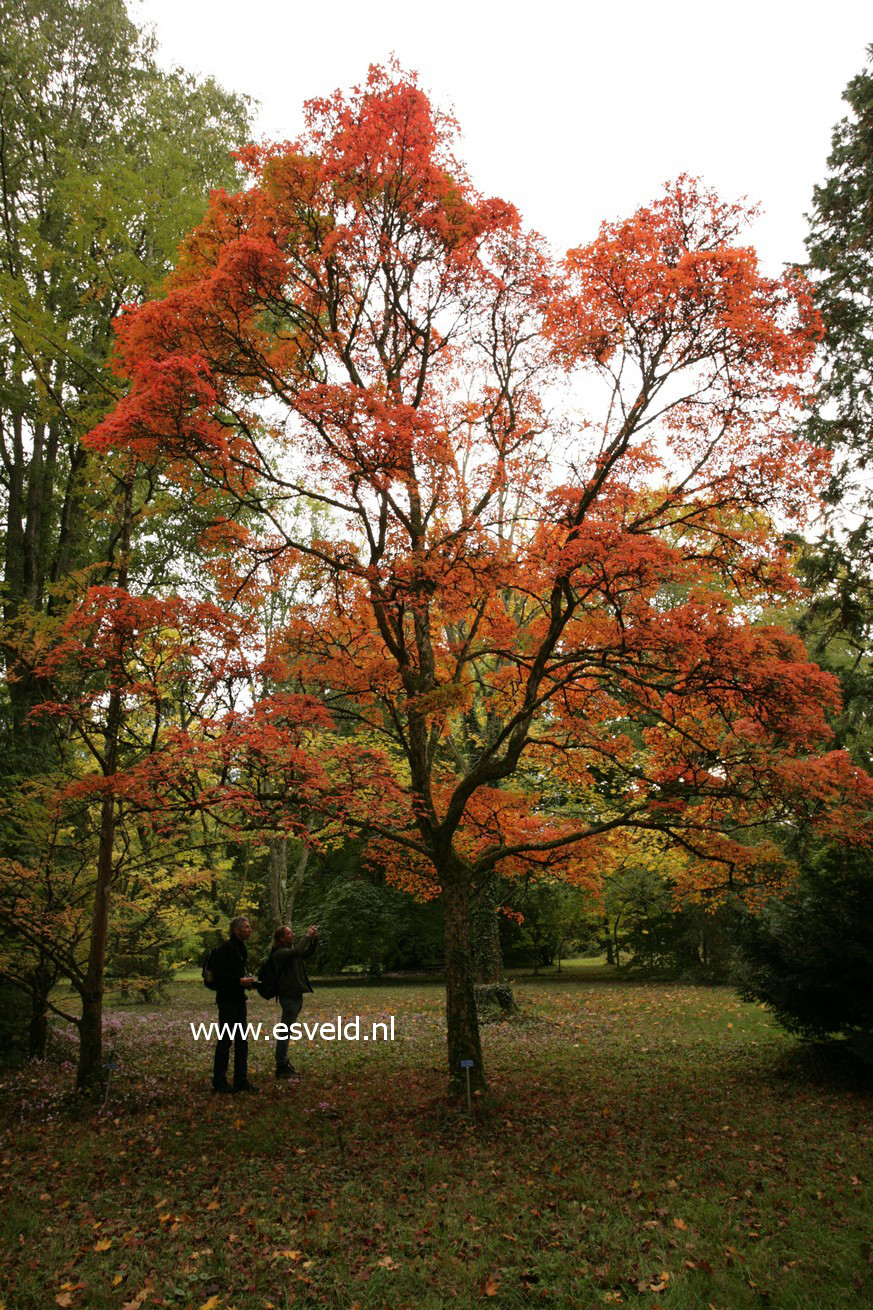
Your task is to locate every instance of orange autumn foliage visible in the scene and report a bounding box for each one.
[81,63,872,1082]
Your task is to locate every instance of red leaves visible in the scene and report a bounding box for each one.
[86,354,222,464]
[553,175,817,378]
[30,587,252,700]
[547,175,824,530]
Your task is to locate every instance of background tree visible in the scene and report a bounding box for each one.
[733,844,873,1062]
[805,45,873,513]
[1,585,253,1086]
[0,0,250,728]
[0,0,250,1082]
[732,48,873,1048]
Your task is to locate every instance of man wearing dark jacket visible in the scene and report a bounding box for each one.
[212,915,258,1093]
[270,924,318,1079]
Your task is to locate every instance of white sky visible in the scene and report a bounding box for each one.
[134,0,871,274]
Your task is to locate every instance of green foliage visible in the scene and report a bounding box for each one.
[732,845,873,1062]
[791,535,872,773]
[797,46,873,773]
[499,880,596,970]
[309,876,444,975]
[731,48,873,1057]
[289,840,445,974]
[315,881,402,975]
[0,0,252,700]
[728,52,873,1055]
[806,45,873,499]
[603,866,737,980]
[0,0,252,1078]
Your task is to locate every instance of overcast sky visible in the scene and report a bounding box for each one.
[135,0,870,271]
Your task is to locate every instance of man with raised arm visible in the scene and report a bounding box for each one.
[269,924,319,1079]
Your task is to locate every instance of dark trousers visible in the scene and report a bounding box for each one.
[275,994,303,1069]
[212,994,249,1088]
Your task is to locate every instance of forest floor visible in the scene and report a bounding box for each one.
[0,979,871,1309]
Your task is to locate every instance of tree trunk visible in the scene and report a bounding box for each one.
[27,957,54,1059]
[76,780,117,1092]
[472,876,517,1017]
[28,1000,48,1061]
[286,840,310,930]
[603,917,614,965]
[268,837,287,927]
[78,992,103,1090]
[441,869,485,1095]
[268,836,310,929]
[472,875,504,983]
[75,475,132,1093]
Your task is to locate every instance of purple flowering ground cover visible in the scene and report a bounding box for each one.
[0,978,871,1309]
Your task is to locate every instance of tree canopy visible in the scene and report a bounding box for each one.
[83,64,873,1091]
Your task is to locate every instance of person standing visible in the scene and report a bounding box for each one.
[270,924,318,1079]
[212,915,258,1093]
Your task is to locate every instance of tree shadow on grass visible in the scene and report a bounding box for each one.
[768,1038,873,1096]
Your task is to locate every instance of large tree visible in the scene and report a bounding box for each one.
[731,48,873,1052]
[0,0,250,740]
[801,45,873,768]
[806,45,873,510]
[87,66,873,1092]
[0,0,251,1083]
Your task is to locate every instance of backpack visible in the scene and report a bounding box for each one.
[201,946,219,991]
[256,953,279,1000]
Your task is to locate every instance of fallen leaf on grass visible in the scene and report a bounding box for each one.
[94,1237,112,1251]
[484,1276,500,1296]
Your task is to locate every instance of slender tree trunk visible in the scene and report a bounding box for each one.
[77,989,104,1090]
[25,958,56,1058]
[75,475,132,1093]
[28,961,53,1060]
[268,836,310,929]
[77,778,119,1091]
[441,868,485,1095]
[286,840,310,930]
[268,837,287,927]
[29,1007,48,1060]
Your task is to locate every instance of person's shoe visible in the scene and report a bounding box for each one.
[276,1064,299,1080]
[212,1082,234,1094]
[233,1080,258,1093]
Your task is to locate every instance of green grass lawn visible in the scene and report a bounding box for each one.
[0,979,870,1309]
